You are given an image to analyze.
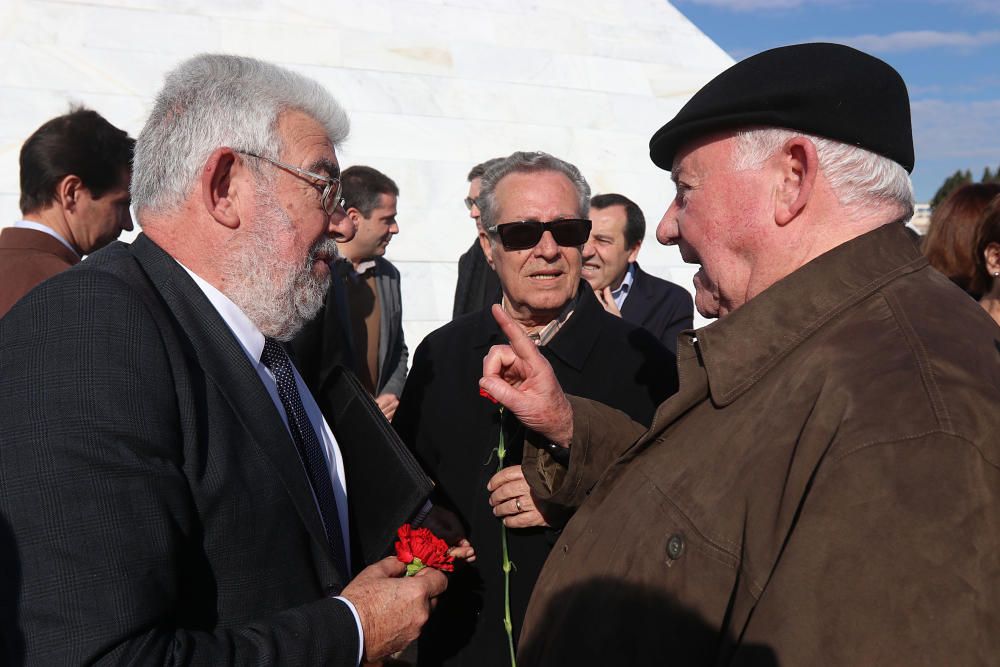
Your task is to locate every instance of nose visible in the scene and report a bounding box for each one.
[533,230,560,260]
[389,221,399,236]
[656,201,680,246]
[328,206,356,243]
[469,203,479,221]
[581,235,596,261]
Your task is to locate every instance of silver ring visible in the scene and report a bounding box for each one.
[515,498,523,512]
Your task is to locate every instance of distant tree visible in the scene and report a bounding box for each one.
[931,169,974,208]
[984,166,994,183]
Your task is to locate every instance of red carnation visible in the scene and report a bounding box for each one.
[395,523,454,576]
[479,387,498,404]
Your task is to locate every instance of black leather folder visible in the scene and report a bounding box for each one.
[324,365,433,568]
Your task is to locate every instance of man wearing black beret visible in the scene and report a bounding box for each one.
[480,43,1000,665]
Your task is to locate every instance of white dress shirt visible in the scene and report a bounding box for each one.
[178,262,364,665]
[611,262,637,310]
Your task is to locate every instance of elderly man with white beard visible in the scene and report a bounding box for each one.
[0,54,448,666]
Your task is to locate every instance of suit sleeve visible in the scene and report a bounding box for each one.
[523,395,647,512]
[736,433,1000,665]
[380,267,409,398]
[0,272,360,667]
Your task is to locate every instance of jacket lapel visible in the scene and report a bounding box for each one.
[129,234,335,571]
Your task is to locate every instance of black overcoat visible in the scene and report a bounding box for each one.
[393,284,677,666]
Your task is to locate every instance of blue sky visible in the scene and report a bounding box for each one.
[673,0,1000,202]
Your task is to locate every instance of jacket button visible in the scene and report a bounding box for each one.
[666,534,685,560]
[562,544,569,554]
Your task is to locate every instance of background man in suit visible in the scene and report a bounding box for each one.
[0,107,134,318]
[452,157,504,318]
[319,165,408,421]
[582,192,693,355]
[394,151,676,666]
[0,54,445,666]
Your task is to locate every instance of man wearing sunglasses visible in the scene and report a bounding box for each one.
[393,151,677,667]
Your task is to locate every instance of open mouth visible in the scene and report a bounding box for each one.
[529,269,564,281]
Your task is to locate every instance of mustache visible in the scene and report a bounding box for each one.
[308,237,340,264]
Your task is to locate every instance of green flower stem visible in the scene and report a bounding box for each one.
[496,406,517,667]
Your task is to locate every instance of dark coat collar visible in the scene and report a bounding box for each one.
[692,222,926,407]
[470,282,607,373]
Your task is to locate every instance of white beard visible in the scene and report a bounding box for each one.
[221,191,337,341]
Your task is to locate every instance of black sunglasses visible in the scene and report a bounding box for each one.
[486,218,592,251]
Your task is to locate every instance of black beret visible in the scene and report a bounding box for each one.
[649,43,914,173]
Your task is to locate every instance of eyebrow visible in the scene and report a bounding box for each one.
[309,158,340,179]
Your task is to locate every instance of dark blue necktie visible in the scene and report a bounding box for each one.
[261,338,349,575]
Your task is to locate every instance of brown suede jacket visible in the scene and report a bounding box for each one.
[520,222,1000,666]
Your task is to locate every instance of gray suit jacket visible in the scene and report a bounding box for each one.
[293,256,408,400]
[372,257,409,397]
[0,234,360,666]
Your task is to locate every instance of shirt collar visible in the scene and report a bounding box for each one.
[501,290,579,347]
[176,262,265,364]
[693,222,926,407]
[610,262,636,309]
[12,220,80,257]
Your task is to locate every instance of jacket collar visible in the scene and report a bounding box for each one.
[471,282,606,373]
[694,223,926,407]
[0,226,80,265]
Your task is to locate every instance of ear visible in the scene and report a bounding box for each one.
[626,239,642,264]
[774,136,818,227]
[479,231,495,270]
[985,242,1000,274]
[200,147,243,229]
[56,174,84,213]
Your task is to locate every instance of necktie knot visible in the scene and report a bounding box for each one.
[260,337,286,371]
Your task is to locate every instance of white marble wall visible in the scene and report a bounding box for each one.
[0,0,732,344]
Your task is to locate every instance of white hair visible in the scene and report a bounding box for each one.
[478,151,591,233]
[731,128,914,220]
[132,53,350,214]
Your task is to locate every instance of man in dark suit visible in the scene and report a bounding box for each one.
[0,107,134,318]
[0,54,445,666]
[582,193,693,355]
[452,157,504,318]
[394,152,677,666]
[293,166,408,422]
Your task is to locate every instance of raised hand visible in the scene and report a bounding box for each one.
[597,286,622,317]
[479,304,573,447]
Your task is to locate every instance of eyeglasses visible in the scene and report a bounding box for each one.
[464,196,478,211]
[486,218,592,251]
[237,150,344,215]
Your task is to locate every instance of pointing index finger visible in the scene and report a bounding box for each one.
[490,304,543,362]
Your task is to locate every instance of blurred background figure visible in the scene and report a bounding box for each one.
[0,107,134,318]
[972,195,1000,326]
[922,182,1000,298]
[292,165,408,421]
[452,157,504,319]
[582,193,693,355]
